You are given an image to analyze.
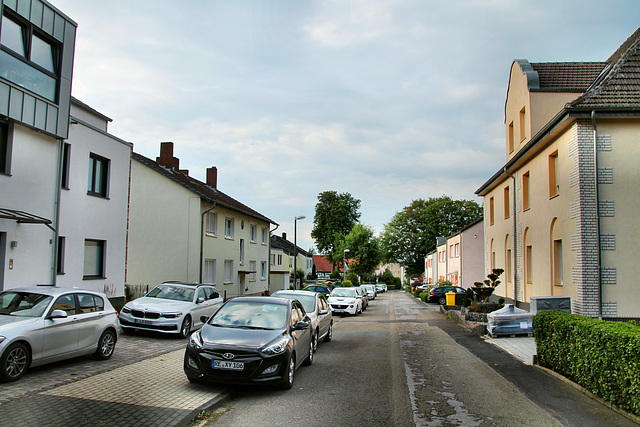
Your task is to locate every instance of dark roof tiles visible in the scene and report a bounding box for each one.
[530,62,607,92]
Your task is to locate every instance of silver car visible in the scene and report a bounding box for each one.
[0,286,119,382]
[271,290,333,351]
[119,282,223,338]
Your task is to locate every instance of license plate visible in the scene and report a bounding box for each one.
[213,360,244,371]
[134,319,152,325]
[333,309,345,313]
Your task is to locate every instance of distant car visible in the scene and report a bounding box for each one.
[119,282,223,338]
[355,286,369,310]
[0,286,119,382]
[416,284,431,293]
[327,287,362,316]
[362,284,377,300]
[272,290,333,351]
[302,284,334,296]
[183,296,313,389]
[427,286,466,305]
[376,284,387,293]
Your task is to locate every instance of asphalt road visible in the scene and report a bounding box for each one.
[211,291,566,426]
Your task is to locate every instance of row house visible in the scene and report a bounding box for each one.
[269,232,310,292]
[476,29,640,318]
[425,219,484,289]
[127,142,276,300]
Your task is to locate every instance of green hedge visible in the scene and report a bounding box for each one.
[534,310,640,416]
[419,292,428,302]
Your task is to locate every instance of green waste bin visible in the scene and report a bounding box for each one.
[446,292,456,306]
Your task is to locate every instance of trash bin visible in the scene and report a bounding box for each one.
[445,292,456,306]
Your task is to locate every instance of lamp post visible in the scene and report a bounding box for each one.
[293,215,306,289]
[343,249,350,282]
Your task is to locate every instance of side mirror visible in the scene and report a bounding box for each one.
[293,321,309,331]
[200,315,209,324]
[318,309,328,315]
[49,309,68,319]
[196,297,205,304]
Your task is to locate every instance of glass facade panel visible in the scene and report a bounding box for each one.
[31,34,55,72]
[0,50,56,100]
[1,15,25,56]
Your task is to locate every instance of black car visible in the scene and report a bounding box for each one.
[183,296,314,389]
[427,286,466,305]
[302,284,334,296]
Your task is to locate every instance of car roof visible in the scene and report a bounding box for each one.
[230,296,291,306]
[1,286,106,297]
[160,281,213,288]
[274,290,317,297]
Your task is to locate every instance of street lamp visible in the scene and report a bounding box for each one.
[293,215,306,289]
[343,249,350,282]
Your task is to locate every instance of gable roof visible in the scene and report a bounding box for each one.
[270,234,308,257]
[132,151,275,225]
[313,255,333,273]
[529,62,607,92]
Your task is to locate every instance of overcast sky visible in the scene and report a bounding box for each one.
[54,0,639,251]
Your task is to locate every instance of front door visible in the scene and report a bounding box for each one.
[239,274,245,296]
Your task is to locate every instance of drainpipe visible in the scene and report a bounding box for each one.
[591,111,603,319]
[504,166,518,306]
[269,224,279,293]
[199,202,217,284]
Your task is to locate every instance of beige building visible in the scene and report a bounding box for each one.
[127,142,275,299]
[476,29,640,318]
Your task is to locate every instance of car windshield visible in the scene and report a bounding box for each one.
[0,292,53,317]
[273,293,315,314]
[330,288,356,298]
[146,285,194,302]
[211,301,287,330]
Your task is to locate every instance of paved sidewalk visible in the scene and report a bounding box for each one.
[0,349,227,427]
[484,335,536,365]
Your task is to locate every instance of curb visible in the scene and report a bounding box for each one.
[176,390,233,427]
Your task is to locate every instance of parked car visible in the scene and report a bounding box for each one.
[376,283,387,293]
[302,284,334,296]
[362,284,377,300]
[119,282,223,338]
[355,286,369,310]
[183,296,313,389]
[416,284,432,293]
[427,286,467,305]
[272,290,333,351]
[327,287,362,316]
[0,286,119,382]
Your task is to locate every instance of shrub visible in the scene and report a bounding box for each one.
[329,270,341,280]
[342,280,353,287]
[394,277,402,288]
[534,311,640,416]
[419,292,428,302]
[413,287,422,298]
[463,288,475,307]
[346,272,359,285]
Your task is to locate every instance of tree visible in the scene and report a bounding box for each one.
[311,191,361,269]
[337,224,381,278]
[380,196,483,276]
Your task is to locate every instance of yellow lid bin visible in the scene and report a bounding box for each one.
[445,292,456,306]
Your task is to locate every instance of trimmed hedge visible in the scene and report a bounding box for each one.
[419,292,428,302]
[534,310,640,416]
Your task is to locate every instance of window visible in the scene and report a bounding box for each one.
[489,197,495,225]
[449,245,454,258]
[79,294,103,313]
[0,11,59,101]
[549,151,559,197]
[225,217,234,238]
[525,245,533,284]
[56,236,65,274]
[504,186,510,219]
[61,143,71,189]
[204,259,216,284]
[205,212,217,236]
[553,240,563,285]
[0,122,11,175]
[506,248,512,285]
[88,154,109,197]
[261,261,267,280]
[270,253,276,265]
[224,260,234,283]
[278,254,283,265]
[519,107,526,141]
[83,239,105,279]
[53,294,77,315]
[508,121,514,153]
[522,172,530,211]
[239,239,245,265]
[250,224,257,243]
[455,243,460,257]
[249,261,256,282]
[261,227,268,245]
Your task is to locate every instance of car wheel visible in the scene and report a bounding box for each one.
[0,342,29,382]
[94,329,117,360]
[311,331,318,353]
[279,354,295,390]
[179,316,192,338]
[438,296,446,305]
[303,338,314,366]
[323,322,333,342]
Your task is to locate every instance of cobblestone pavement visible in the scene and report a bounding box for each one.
[0,330,226,427]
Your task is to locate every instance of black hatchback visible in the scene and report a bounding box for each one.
[427,286,466,305]
[183,296,314,389]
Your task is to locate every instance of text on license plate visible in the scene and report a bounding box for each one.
[213,360,244,371]
[134,319,152,325]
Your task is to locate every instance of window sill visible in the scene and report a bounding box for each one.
[250,241,257,244]
[83,276,106,280]
[549,193,560,200]
[206,233,217,238]
[225,236,234,240]
[223,281,234,285]
[87,191,109,200]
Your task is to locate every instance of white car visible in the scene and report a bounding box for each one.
[272,290,333,351]
[327,287,362,316]
[363,284,377,300]
[0,286,119,382]
[119,282,223,338]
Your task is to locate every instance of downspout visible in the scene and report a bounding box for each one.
[51,139,64,285]
[199,202,217,284]
[591,111,603,319]
[269,224,279,294]
[504,166,518,306]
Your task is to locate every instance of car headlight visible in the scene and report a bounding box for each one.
[0,336,5,344]
[121,307,131,314]
[262,338,288,356]
[161,312,182,319]
[188,331,203,350]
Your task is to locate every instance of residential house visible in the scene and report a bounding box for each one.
[127,142,275,299]
[446,233,461,286]
[312,255,332,279]
[476,29,640,318]
[425,250,437,285]
[269,232,309,291]
[1,1,76,290]
[458,218,484,288]
[436,237,447,283]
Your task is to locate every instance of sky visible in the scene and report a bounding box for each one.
[53,0,640,252]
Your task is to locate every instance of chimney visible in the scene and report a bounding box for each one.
[206,167,218,188]
[156,142,180,171]
[282,232,287,240]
